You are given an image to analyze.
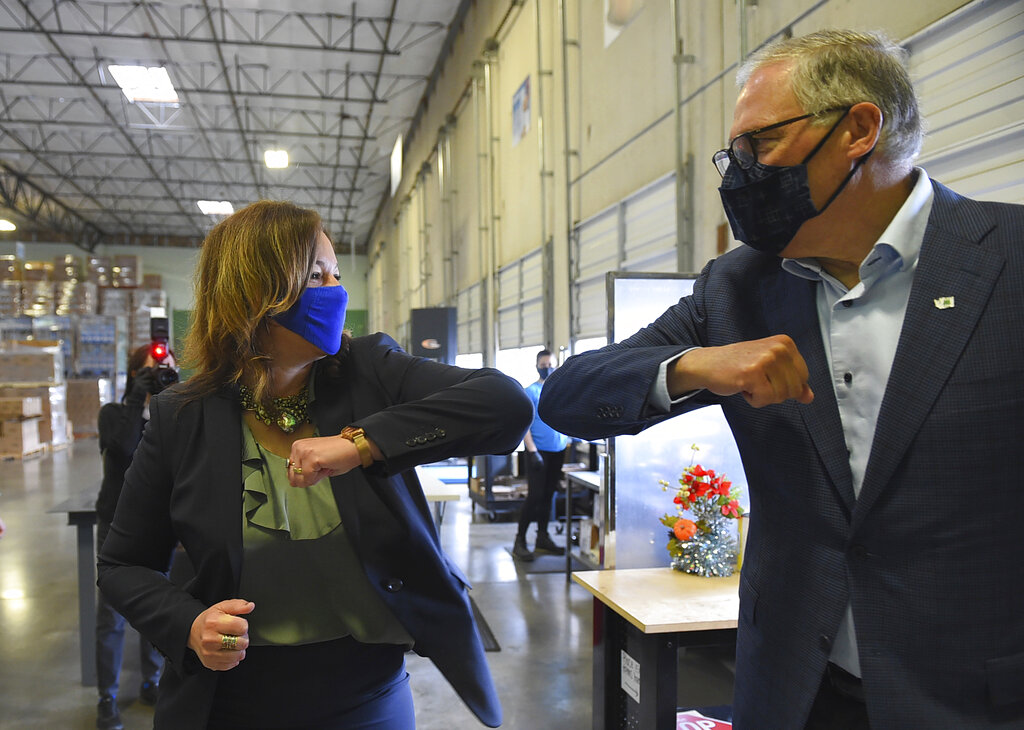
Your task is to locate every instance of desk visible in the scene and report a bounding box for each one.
[572,568,738,729]
[565,470,601,581]
[415,465,462,530]
[48,492,98,687]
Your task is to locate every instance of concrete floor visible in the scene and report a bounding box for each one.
[0,441,733,730]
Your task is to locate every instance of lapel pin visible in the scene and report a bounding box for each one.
[933,296,955,310]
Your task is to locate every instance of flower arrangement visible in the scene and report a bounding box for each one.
[658,444,745,577]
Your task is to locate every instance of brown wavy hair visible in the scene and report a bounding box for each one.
[183,200,330,405]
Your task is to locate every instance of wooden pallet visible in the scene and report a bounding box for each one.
[0,446,46,461]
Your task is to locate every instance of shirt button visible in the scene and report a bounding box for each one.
[843,372,853,385]
[842,300,853,308]
[819,634,832,651]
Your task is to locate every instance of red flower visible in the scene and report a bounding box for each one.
[721,499,741,518]
[673,518,698,541]
[673,495,683,504]
[691,465,708,477]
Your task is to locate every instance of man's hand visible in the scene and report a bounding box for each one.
[668,335,814,408]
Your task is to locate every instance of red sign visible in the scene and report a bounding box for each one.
[676,710,732,730]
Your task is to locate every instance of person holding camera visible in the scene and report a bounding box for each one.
[95,343,178,730]
[512,349,569,562]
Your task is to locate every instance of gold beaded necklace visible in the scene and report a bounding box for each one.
[238,384,309,433]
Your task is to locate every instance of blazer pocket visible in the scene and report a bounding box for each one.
[444,554,473,590]
[986,651,1024,707]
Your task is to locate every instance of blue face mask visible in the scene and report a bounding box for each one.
[537,366,554,380]
[273,284,349,354]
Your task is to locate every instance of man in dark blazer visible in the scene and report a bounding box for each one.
[540,30,1024,729]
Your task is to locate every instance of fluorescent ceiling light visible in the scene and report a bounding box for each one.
[0,219,16,232]
[108,65,179,103]
[197,200,234,216]
[264,149,289,169]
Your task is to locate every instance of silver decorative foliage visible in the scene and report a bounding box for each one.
[670,513,737,577]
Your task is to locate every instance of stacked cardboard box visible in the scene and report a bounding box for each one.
[87,256,112,287]
[20,281,55,317]
[0,255,19,280]
[0,393,45,458]
[111,254,141,287]
[53,254,82,282]
[0,346,63,383]
[1,256,23,318]
[0,416,42,459]
[0,396,43,419]
[66,377,112,438]
[55,281,98,316]
[0,345,69,450]
[0,384,70,449]
[0,280,21,318]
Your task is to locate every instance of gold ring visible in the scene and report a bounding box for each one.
[220,634,238,651]
[292,466,303,475]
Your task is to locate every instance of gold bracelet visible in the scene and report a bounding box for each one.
[340,426,374,468]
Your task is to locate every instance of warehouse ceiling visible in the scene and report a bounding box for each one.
[0,0,468,253]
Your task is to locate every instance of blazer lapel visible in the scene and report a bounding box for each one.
[852,185,1004,530]
[203,388,245,588]
[761,270,856,513]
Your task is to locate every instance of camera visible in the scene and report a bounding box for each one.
[149,308,179,393]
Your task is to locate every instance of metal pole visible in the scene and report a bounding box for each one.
[558,0,576,350]
[672,0,695,274]
[535,0,554,348]
[483,44,499,368]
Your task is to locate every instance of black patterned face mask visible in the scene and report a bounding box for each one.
[719,160,820,255]
[717,109,871,256]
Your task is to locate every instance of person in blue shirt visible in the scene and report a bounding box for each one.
[512,349,570,561]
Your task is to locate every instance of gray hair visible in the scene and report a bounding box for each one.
[737,29,924,164]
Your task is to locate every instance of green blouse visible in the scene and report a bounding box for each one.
[238,417,412,649]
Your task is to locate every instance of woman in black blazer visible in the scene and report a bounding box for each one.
[97,200,532,729]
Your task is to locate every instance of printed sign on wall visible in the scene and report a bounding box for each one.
[512,76,531,147]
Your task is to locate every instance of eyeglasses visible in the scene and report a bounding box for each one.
[712,107,850,176]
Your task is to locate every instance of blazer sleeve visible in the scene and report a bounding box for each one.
[539,259,722,441]
[347,334,534,474]
[97,394,209,674]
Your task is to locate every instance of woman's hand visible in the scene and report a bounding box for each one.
[286,434,370,487]
[188,599,255,671]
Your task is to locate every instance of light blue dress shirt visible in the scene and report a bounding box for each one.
[781,169,933,676]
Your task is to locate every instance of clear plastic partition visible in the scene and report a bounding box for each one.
[607,273,749,569]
